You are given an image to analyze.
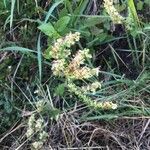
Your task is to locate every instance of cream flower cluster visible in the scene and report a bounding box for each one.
[49,32,117,110]
[35,100,46,113]
[51,59,66,76]
[49,32,80,59]
[82,81,102,93]
[50,32,99,80]
[26,100,48,149]
[26,114,48,150]
[64,49,99,79]
[103,0,124,24]
[68,82,117,110]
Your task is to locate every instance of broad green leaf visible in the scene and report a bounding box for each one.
[54,16,70,33]
[58,7,68,18]
[80,17,104,29]
[38,23,59,38]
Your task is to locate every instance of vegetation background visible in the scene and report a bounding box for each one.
[0,0,150,149]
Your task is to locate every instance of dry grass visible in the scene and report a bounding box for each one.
[1,110,149,150]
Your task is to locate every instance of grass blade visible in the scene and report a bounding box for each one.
[37,33,42,82]
[10,0,16,29]
[0,46,36,53]
[44,0,64,23]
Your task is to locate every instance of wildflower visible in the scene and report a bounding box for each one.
[26,128,34,138]
[26,114,48,149]
[64,32,80,47]
[32,141,43,150]
[51,59,66,76]
[48,32,118,110]
[91,67,99,76]
[28,114,35,128]
[35,118,44,131]
[72,50,86,67]
[49,32,80,59]
[101,101,118,109]
[39,131,48,140]
[82,81,101,93]
[36,100,45,113]
[90,81,101,92]
[103,0,124,24]
[65,66,94,79]
[68,82,117,110]
[77,66,93,79]
[72,49,92,67]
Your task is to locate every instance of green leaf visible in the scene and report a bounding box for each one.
[55,84,65,96]
[54,16,70,33]
[137,1,144,10]
[80,17,105,29]
[144,0,150,5]
[38,22,59,38]
[48,108,60,120]
[44,46,52,59]
[128,0,140,28]
[58,8,68,18]
[10,0,16,28]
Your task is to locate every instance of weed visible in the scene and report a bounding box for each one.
[0,0,150,149]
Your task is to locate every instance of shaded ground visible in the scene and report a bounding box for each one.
[0,116,150,150]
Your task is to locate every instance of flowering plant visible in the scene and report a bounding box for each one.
[48,32,117,110]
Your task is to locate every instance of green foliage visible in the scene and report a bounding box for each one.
[38,23,59,38]
[54,16,70,33]
[0,91,19,133]
[54,83,65,96]
[38,16,70,39]
[0,0,150,148]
